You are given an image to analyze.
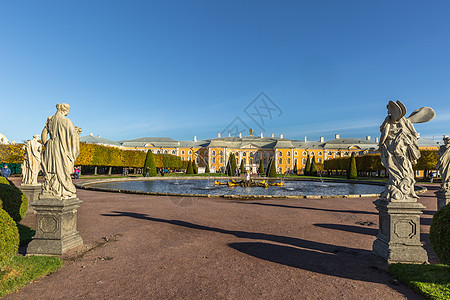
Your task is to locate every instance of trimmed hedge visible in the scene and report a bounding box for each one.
[430,204,450,265]
[0,208,19,269]
[0,184,28,223]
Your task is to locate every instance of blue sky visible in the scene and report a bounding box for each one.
[1,1,450,143]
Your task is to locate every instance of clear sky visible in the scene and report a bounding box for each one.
[1,1,450,143]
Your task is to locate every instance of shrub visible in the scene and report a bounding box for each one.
[0,177,14,186]
[268,157,277,177]
[143,150,157,177]
[230,153,237,175]
[205,163,210,173]
[347,152,358,180]
[0,208,19,269]
[304,155,311,175]
[430,203,450,265]
[186,161,194,175]
[258,159,264,174]
[192,160,198,174]
[310,157,318,176]
[0,184,28,222]
[240,159,245,175]
[293,161,298,174]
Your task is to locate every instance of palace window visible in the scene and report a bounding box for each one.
[287,151,291,157]
[278,158,283,164]
[181,157,185,161]
[278,167,282,173]
[172,150,176,154]
[188,157,192,161]
[219,157,223,164]
[310,152,314,156]
[196,157,200,164]
[287,158,291,164]
[164,150,168,154]
[278,151,283,157]
[243,152,247,157]
[157,150,161,154]
[188,150,192,155]
[212,157,216,163]
[318,151,323,156]
[303,151,307,156]
[302,158,307,164]
[318,158,323,163]
[328,151,332,156]
[181,150,185,155]
[294,151,298,156]
[336,152,341,157]
[219,150,223,156]
[243,158,246,164]
[264,158,267,164]
[212,151,216,156]
[264,152,267,157]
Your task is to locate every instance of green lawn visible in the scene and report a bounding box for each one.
[0,224,62,297]
[388,263,450,299]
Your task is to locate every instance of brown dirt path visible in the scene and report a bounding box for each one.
[6,178,440,299]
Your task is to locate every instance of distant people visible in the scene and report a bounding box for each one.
[429,170,434,183]
[73,167,80,179]
[2,164,11,179]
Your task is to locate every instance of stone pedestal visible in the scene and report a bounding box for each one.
[27,197,83,256]
[435,190,450,211]
[19,184,41,214]
[372,199,428,264]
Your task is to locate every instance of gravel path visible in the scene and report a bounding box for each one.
[6,178,440,299]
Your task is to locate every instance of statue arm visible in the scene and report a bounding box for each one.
[41,127,48,144]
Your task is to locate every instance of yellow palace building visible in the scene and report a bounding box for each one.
[81,130,442,174]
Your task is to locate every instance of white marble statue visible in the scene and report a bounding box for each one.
[436,136,450,192]
[379,100,435,201]
[40,103,81,199]
[22,135,42,185]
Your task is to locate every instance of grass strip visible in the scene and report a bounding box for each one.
[388,263,450,300]
[0,256,62,297]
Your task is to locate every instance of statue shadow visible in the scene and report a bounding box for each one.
[314,223,378,236]
[101,211,421,298]
[232,201,377,215]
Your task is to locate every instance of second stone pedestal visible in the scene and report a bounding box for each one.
[435,190,450,211]
[27,197,83,256]
[372,199,428,264]
[19,184,41,214]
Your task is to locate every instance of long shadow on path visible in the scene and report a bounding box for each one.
[101,211,422,298]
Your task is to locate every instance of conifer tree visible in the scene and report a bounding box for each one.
[310,156,318,176]
[347,152,358,179]
[192,159,198,174]
[258,159,264,175]
[293,160,298,175]
[265,157,271,177]
[143,150,157,177]
[304,155,311,176]
[240,159,245,175]
[268,157,277,177]
[226,159,232,176]
[186,160,194,174]
[230,153,237,175]
[205,163,210,174]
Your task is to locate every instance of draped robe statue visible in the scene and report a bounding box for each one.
[437,136,450,192]
[22,135,42,185]
[40,103,81,199]
[379,100,435,201]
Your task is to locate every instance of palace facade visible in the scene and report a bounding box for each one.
[80,131,442,174]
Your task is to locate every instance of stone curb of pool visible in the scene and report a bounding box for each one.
[74,177,428,200]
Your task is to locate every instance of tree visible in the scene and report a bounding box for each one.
[268,157,277,177]
[240,159,245,175]
[230,153,237,175]
[192,159,198,174]
[347,152,357,179]
[205,163,210,173]
[143,150,157,177]
[293,160,298,174]
[186,160,194,174]
[310,156,318,176]
[415,150,439,179]
[304,155,311,176]
[226,159,231,176]
[258,159,264,175]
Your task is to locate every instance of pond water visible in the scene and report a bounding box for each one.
[88,179,385,197]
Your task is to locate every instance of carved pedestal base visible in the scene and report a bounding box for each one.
[19,184,41,214]
[372,199,428,264]
[435,190,450,211]
[27,197,83,256]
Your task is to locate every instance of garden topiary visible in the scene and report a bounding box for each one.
[0,177,14,186]
[0,208,19,269]
[0,184,28,223]
[430,203,450,265]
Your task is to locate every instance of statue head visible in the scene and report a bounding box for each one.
[56,103,71,116]
[444,136,450,145]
